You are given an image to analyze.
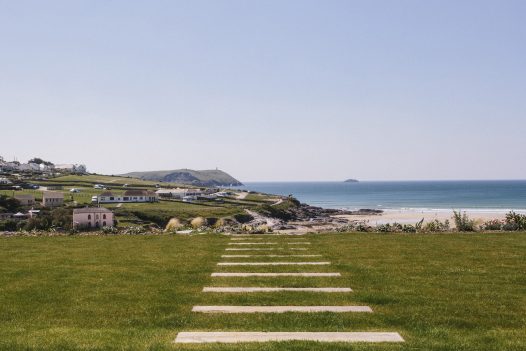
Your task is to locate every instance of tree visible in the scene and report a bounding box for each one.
[0,195,21,212]
[28,157,54,166]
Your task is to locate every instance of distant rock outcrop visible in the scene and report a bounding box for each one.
[344,179,359,183]
[121,169,243,187]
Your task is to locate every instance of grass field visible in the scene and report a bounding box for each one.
[1,232,525,350]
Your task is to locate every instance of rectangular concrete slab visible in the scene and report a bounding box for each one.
[221,255,322,258]
[287,242,311,245]
[174,332,404,343]
[228,243,278,245]
[192,306,372,313]
[217,262,330,266]
[203,287,352,292]
[211,272,341,277]
[225,248,308,251]
[230,238,265,240]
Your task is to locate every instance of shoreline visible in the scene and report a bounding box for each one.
[334,209,522,226]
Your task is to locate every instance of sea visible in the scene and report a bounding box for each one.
[240,180,526,213]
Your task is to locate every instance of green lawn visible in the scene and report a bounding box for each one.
[0,233,525,350]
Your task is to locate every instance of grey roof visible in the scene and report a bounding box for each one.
[99,192,115,196]
[14,194,35,199]
[124,189,156,196]
[73,207,113,214]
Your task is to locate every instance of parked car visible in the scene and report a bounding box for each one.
[70,188,80,193]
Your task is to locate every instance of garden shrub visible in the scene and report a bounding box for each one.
[504,211,526,231]
[233,213,254,224]
[423,219,450,232]
[453,211,476,232]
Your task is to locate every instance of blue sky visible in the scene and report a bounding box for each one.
[1,0,525,181]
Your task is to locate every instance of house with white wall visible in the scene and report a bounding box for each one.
[96,189,158,204]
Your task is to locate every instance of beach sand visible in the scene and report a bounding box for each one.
[334,210,516,227]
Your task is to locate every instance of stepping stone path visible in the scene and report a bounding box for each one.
[211,272,341,277]
[174,235,404,344]
[217,261,330,266]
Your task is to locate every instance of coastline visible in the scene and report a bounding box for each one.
[334,208,526,226]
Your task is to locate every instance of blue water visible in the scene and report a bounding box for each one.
[241,181,526,212]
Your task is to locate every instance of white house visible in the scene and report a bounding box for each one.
[155,188,203,199]
[73,207,114,229]
[55,164,87,173]
[96,190,158,204]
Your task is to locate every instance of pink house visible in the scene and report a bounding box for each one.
[73,207,114,229]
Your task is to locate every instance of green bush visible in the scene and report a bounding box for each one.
[233,213,254,223]
[423,219,450,232]
[504,211,526,231]
[0,220,18,231]
[481,219,503,231]
[453,211,476,232]
[0,195,22,212]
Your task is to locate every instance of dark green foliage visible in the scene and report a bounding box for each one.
[482,219,504,231]
[206,217,218,226]
[0,220,18,231]
[0,195,21,212]
[129,210,167,227]
[422,219,451,232]
[453,210,476,231]
[27,157,54,166]
[233,213,254,223]
[504,211,526,231]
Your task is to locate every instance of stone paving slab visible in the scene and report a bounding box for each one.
[230,238,265,241]
[225,248,308,251]
[211,272,341,277]
[203,287,352,292]
[217,262,330,266]
[228,243,278,245]
[192,306,372,313]
[174,332,404,343]
[221,255,322,258]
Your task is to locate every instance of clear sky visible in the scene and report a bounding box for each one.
[1,0,525,181]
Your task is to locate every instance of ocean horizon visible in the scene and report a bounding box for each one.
[240,180,526,213]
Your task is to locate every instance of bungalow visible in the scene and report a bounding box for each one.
[96,190,158,204]
[14,194,35,206]
[73,207,114,229]
[42,191,64,207]
[155,188,203,199]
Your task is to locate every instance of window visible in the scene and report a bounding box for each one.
[88,214,91,220]
[103,214,106,219]
[110,197,114,201]
[103,221,106,226]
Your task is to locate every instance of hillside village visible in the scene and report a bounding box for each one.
[0,156,305,233]
[0,156,353,234]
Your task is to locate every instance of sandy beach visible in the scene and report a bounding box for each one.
[334,209,526,227]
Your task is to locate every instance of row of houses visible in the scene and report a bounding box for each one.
[13,192,64,207]
[1,206,114,230]
[0,161,86,173]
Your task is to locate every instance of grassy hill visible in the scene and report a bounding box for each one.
[121,169,243,187]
